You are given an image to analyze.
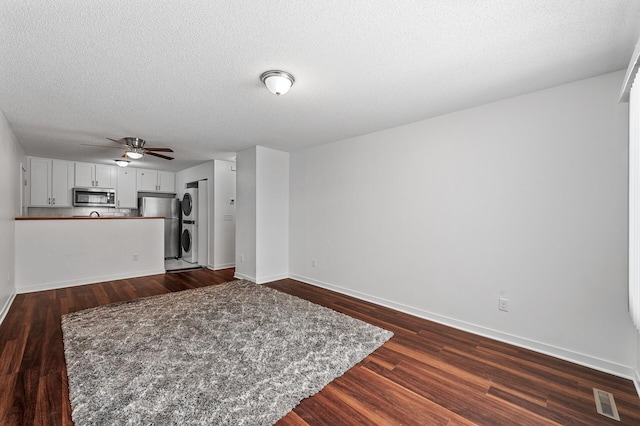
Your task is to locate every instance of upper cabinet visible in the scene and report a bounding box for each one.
[116,167,138,208]
[137,169,175,193]
[158,171,175,193]
[29,157,74,207]
[75,162,116,188]
[28,156,176,209]
[137,169,157,192]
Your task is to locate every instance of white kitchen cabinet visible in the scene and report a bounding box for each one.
[158,171,175,193]
[51,162,73,206]
[116,167,138,208]
[74,162,94,187]
[137,169,175,193]
[30,158,50,206]
[137,169,158,192]
[96,165,116,188]
[75,162,116,188]
[29,157,73,207]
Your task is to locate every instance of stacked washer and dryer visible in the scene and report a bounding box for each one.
[181,188,198,263]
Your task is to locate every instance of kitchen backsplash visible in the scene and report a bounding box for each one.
[28,207,137,217]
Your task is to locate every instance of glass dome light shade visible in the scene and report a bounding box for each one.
[260,70,295,96]
[125,151,143,159]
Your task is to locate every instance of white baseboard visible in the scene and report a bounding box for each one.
[290,273,639,388]
[234,272,255,282]
[234,272,288,284]
[0,293,16,327]
[256,273,288,284]
[16,268,166,294]
[213,262,235,270]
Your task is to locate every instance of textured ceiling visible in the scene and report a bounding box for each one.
[1,1,640,171]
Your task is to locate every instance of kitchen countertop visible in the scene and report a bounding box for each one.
[15,216,164,220]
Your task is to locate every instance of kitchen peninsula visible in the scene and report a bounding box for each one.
[15,216,165,293]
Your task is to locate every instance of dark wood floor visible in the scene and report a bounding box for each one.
[1,269,639,425]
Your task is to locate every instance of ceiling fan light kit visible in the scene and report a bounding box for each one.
[114,159,130,167]
[125,150,144,159]
[260,70,295,96]
[104,137,175,160]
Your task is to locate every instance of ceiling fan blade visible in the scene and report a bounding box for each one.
[144,147,174,152]
[146,151,174,160]
[107,138,127,145]
[81,143,124,149]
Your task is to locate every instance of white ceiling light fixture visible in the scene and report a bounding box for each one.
[260,70,295,96]
[114,159,130,167]
[125,150,144,159]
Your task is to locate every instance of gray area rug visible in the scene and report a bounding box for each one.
[61,280,393,425]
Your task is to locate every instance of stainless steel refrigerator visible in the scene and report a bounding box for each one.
[139,197,180,259]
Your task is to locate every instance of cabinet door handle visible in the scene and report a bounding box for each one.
[96,180,99,187]
[117,200,120,207]
[52,198,55,205]
[48,197,51,205]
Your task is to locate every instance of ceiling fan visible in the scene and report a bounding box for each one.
[82,137,174,160]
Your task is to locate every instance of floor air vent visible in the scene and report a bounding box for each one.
[593,388,620,421]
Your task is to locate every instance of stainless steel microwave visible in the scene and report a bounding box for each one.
[72,187,116,207]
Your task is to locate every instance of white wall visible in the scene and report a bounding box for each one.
[256,146,289,283]
[0,110,25,322]
[235,146,289,283]
[235,148,257,280]
[15,218,164,292]
[197,180,209,267]
[289,71,638,378]
[637,334,640,389]
[213,160,236,269]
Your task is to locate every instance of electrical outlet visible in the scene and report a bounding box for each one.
[312,258,317,267]
[240,255,245,262]
[132,254,139,261]
[499,298,509,312]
